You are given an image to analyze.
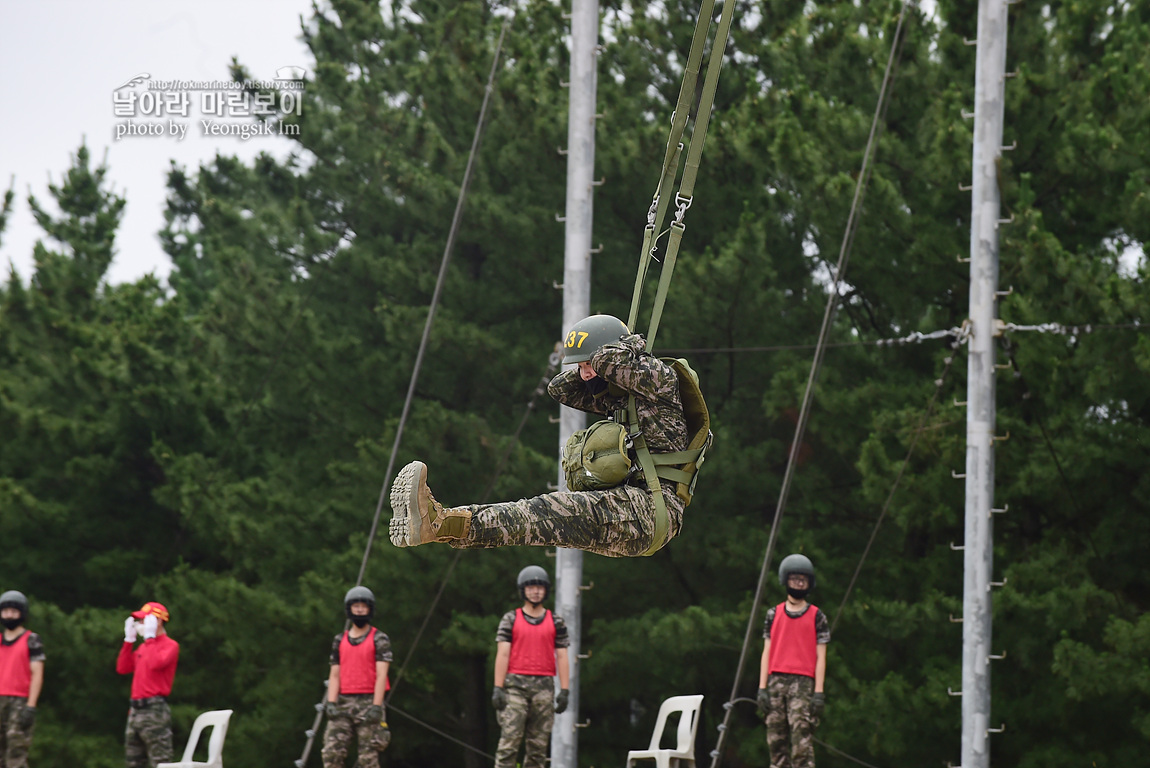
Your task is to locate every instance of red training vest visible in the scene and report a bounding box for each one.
[0,632,32,697]
[766,602,819,678]
[339,628,389,694]
[507,609,557,677]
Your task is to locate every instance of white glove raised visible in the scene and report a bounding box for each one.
[142,614,159,639]
[124,616,138,643]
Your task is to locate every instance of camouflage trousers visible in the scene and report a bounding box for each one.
[125,699,174,768]
[495,674,555,768]
[765,674,819,768]
[321,695,391,768]
[449,484,683,558]
[0,697,35,768]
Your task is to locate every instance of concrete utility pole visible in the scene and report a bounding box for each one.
[552,0,599,766]
[961,0,1009,766]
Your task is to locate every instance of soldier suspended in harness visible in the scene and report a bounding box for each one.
[388,314,712,557]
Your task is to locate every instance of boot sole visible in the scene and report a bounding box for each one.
[389,460,428,547]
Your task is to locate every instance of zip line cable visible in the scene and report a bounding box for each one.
[388,705,495,761]
[295,19,510,767]
[708,5,914,766]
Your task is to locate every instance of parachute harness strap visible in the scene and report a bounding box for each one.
[628,395,670,557]
[628,0,736,351]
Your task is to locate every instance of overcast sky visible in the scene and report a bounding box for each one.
[0,1,316,285]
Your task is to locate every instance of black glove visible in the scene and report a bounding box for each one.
[756,688,770,714]
[554,688,569,714]
[365,704,384,723]
[18,705,36,728]
[323,701,340,718]
[811,692,825,718]
[491,687,508,711]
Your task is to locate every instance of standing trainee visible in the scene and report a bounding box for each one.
[321,586,392,768]
[0,591,43,768]
[757,555,829,768]
[116,601,179,768]
[491,566,570,768]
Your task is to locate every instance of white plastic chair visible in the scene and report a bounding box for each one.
[157,709,234,768]
[626,694,704,768]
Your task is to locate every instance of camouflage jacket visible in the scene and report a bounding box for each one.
[547,333,688,455]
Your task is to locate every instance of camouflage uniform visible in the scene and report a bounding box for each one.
[124,699,174,768]
[762,606,830,768]
[321,629,393,768]
[0,631,44,768]
[0,697,35,768]
[495,674,555,768]
[321,695,391,768]
[450,334,688,557]
[494,610,570,768]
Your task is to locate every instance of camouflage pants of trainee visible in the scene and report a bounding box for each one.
[495,675,555,768]
[765,674,819,768]
[0,697,35,768]
[321,695,391,768]
[449,484,683,558]
[125,700,174,768]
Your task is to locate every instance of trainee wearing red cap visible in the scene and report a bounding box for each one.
[130,602,170,623]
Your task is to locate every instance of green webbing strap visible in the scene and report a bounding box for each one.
[628,396,670,557]
[677,0,735,203]
[643,0,736,351]
[654,467,692,485]
[630,0,737,350]
[628,0,717,333]
[629,143,683,331]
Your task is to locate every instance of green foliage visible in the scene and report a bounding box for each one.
[1,0,1147,767]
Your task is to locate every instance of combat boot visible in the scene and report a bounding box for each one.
[432,509,471,541]
[389,461,444,547]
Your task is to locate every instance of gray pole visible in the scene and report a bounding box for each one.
[552,0,599,766]
[962,0,1008,766]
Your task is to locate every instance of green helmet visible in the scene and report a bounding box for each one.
[562,314,630,364]
[778,554,816,590]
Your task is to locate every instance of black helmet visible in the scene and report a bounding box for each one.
[0,590,28,628]
[517,566,551,604]
[562,314,630,364]
[778,554,816,593]
[344,586,375,626]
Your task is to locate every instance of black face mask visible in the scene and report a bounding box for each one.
[786,587,810,600]
[350,615,371,628]
[585,377,608,396]
[0,618,22,630]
